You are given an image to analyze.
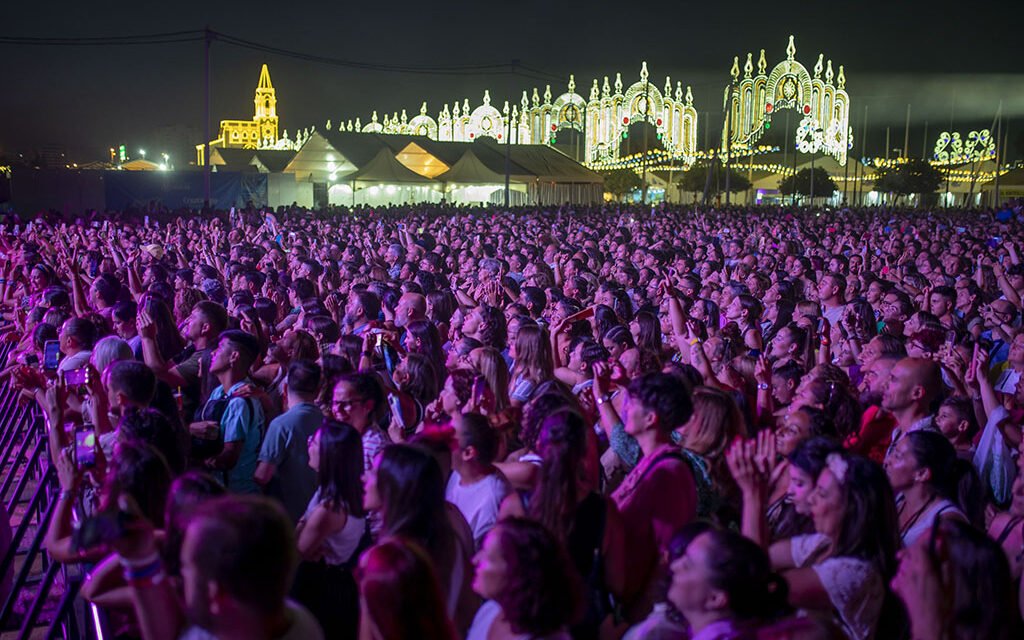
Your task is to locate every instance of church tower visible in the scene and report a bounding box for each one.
[254,64,279,146]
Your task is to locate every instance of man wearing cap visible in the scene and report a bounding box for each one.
[192,330,265,494]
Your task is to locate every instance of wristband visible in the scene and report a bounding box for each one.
[757,382,770,391]
[596,394,611,406]
[689,338,700,346]
[59,490,76,502]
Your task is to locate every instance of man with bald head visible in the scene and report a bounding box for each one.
[849,354,902,463]
[881,357,943,459]
[393,292,426,329]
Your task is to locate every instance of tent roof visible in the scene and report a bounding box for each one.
[120,159,160,171]
[254,149,297,173]
[318,131,390,167]
[211,148,258,168]
[436,150,507,184]
[346,147,437,184]
[393,141,451,179]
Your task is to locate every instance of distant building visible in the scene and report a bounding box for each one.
[196,64,280,165]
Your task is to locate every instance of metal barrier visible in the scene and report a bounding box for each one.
[0,336,107,640]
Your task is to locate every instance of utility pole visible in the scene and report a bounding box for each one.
[641,76,650,204]
[203,27,212,208]
[504,60,517,209]
[859,105,868,207]
[724,80,734,204]
[903,104,911,163]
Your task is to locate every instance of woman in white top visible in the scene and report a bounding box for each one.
[729,445,900,640]
[293,420,367,640]
[885,430,981,546]
[467,518,582,640]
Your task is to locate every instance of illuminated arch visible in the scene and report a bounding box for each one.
[467,91,504,141]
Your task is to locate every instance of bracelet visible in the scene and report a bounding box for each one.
[596,394,611,406]
[757,382,770,390]
[59,490,76,501]
[689,338,700,346]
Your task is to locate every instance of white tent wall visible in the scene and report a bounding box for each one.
[268,173,313,208]
[352,184,443,207]
[527,182,604,205]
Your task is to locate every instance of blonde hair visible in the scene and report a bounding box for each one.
[512,325,553,385]
[681,386,744,459]
[469,346,511,412]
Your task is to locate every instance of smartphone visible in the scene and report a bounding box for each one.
[74,429,97,469]
[816,318,826,335]
[43,340,61,371]
[564,307,596,324]
[64,367,90,388]
[471,375,486,407]
[945,331,957,348]
[388,394,405,429]
[144,215,150,227]
[375,333,384,348]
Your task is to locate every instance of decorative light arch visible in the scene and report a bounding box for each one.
[724,35,851,165]
[466,91,505,141]
[408,102,438,139]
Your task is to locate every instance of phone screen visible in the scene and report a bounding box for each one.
[43,340,61,370]
[75,430,97,468]
[472,376,486,406]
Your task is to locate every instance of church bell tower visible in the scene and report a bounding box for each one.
[254,64,279,146]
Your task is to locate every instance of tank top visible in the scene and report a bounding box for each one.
[900,498,963,547]
[302,489,366,565]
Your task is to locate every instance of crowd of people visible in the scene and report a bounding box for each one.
[0,199,1022,639]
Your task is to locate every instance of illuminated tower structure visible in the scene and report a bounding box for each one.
[253,64,279,145]
[342,62,699,166]
[196,64,282,165]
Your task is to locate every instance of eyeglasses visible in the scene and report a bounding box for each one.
[332,397,366,411]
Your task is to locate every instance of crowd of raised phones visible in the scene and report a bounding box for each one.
[0,200,1022,639]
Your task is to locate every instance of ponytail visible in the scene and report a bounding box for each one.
[951,458,984,528]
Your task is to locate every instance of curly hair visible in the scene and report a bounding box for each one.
[492,518,583,635]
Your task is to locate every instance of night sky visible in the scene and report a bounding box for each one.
[3,0,1023,163]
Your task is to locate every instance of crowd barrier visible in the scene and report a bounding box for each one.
[0,339,109,639]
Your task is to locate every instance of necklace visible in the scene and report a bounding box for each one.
[898,494,937,538]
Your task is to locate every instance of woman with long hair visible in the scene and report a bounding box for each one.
[357,537,458,640]
[468,346,511,413]
[363,444,478,633]
[885,430,982,545]
[500,409,625,636]
[730,447,899,639]
[666,528,792,637]
[405,319,447,385]
[467,518,583,640]
[139,295,185,362]
[630,310,663,358]
[892,518,1019,640]
[676,386,745,524]
[766,436,842,543]
[509,325,553,408]
[601,324,635,362]
[293,420,367,639]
